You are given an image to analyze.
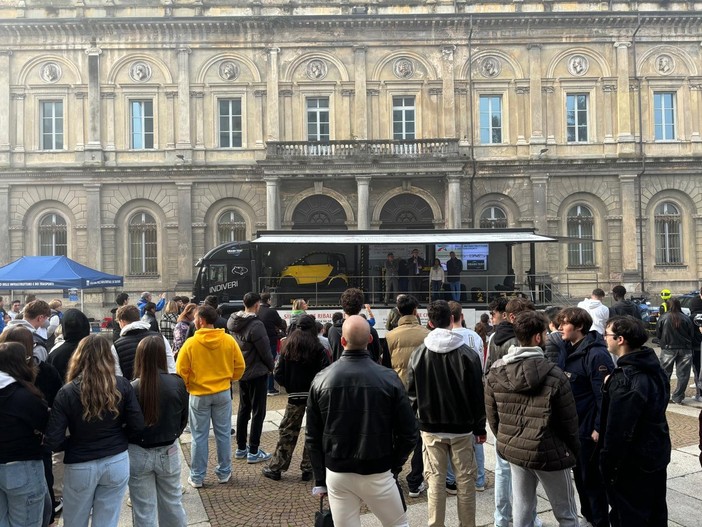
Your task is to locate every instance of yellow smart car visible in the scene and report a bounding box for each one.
[278,252,348,289]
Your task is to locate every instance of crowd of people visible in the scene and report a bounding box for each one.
[0,283,700,527]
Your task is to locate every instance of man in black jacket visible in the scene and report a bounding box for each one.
[305,315,416,526]
[407,300,486,527]
[228,292,274,464]
[609,286,642,320]
[257,291,287,395]
[601,316,671,527]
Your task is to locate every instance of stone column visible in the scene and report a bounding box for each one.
[367,89,380,140]
[528,45,545,145]
[84,184,102,270]
[0,50,11,166]
[84,43,102,164]
[603,83,616,143]
[266,48,280,141]
[265,177,280,229]
[176,183,194,288]
[74,92,86,152]
[280,89,293,140]
[0,185,9,265]
[356,176,371,230]
[353,46,368,139]
[515,85,529,145]
[614,42,634,144]
[165,91,177,149]
[530,176,549,271]
[176,46,192,153]
[442,46,456,138]
[447,175,462,229]
[619,175,640,280]
[102,92,115,151]
[542,85,555,144]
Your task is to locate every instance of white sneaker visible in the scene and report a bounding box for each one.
[187,476,203,489]
[408,481,427,498]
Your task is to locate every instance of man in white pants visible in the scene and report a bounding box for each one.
[485,310,581,527]
[306,315,417,527]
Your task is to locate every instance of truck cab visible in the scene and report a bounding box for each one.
[193,241,255,303]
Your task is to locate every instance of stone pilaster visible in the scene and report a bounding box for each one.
[0,50,11,166]
[165,91,177,149]
[619,175,640,281]
[84,184,102,270]
[0,185,9,265]
[614,42,635,147]
[191,91,205,149]
[530,175,549,271]
[176,46,192,153]
[447,174,462,229]
[265,176,280,229]
[442,45,456,138]
[12,93,25,166]
[84,43,103,165]
[266,48,280,141]
[254,90,266,147]
[353,46,368,140]
[176,183,194,288]
[356,176,371,230]
[528,44,545,145]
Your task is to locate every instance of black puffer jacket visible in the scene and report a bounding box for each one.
[656,312,695,351]
[485,346,580,471]
[600,347,671,482]
[0,380,49,463]
[131,372,188,448]
[113,321,161,380]
[305,350,417,486]
[227,312,273,381]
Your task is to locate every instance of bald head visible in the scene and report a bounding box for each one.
[341,315,372,350]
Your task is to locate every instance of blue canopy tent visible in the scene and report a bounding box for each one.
[0,256,123,310]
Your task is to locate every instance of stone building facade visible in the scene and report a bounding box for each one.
[0,0,701,303]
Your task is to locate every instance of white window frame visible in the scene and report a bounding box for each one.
[392,95,416,140]
[129,99,155,150]
[218,97,243,148]
[306,96,330,143]
[653,91,676,142]
[566,93,589,143]
[40,100,64,151]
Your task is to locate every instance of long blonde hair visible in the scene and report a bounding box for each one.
[66,334,122,421]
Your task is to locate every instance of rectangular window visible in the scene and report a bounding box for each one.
[654,92,676,141]
[40,100,64,150]
[566,94,588,143]
[479,95,502,144]
[219,98,242,148]
[392,96,415,140]
[306,97,330,143]
[130,100,154,149]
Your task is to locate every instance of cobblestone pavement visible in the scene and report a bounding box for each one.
[178,383,701,527]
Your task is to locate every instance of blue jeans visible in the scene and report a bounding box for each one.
[494,443,513,527]
[128,442,186,527]
[267,341,278,392]
[62,450,129,527]
[446,437,485,488]
[189,389,232,484]
[448,281,461,301]
[0,459,46,527]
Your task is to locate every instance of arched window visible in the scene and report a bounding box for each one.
[128,212,158,275]
[217,210,247,244]
[292,195,347,230]
[567,205,595,267]
[655,202,682,264]
[38,213,67,256]
[479,206,507,229]
[379,194,434,230]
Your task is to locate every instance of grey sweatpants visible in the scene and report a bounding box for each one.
[510,463,579,527]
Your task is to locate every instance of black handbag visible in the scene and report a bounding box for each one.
[314,496,334,527]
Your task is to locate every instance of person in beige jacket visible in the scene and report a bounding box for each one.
[385,293,429,497]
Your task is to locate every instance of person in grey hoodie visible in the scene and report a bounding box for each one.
[407,300,486,527]
[485,310,580,527]
[227,292,274,463]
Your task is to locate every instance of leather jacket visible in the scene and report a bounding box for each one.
[656,312,695,351]
[131,372,188,448]
[305,350,417,486]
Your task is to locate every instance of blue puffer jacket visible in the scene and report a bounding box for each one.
[563,331,614,439]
